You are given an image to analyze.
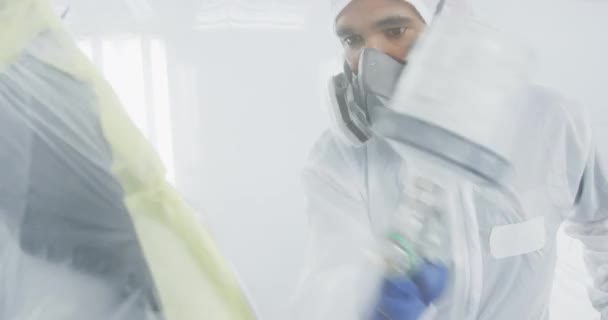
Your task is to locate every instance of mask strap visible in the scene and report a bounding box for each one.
[343,61,354,83]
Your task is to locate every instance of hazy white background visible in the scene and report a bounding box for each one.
[62,0,607,319]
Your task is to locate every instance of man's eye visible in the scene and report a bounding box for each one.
[385,27,407,39]
[342,35,364,48]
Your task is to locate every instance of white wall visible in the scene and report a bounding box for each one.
[472,0,608,129]
[167,28,329,319]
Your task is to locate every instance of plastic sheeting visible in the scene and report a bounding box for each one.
[0,0,255,319]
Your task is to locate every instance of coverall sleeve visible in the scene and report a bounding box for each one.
[290,131,383,320]
[563,106,608,319]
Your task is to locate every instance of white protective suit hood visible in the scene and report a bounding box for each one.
[331,0,472,23]
[331,0,440,23]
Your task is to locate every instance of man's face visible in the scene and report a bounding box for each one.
[335,0,426,74]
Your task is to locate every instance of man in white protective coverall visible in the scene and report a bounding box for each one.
[292,0,608,319]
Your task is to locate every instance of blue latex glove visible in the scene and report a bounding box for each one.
[371,262,448,320]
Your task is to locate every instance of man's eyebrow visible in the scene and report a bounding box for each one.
[373,16,413,29]
[336,26,355,38]
[335,16,413,37]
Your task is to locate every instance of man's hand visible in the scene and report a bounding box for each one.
[371,262,448,320]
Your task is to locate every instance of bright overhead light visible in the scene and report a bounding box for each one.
[195,0,307,29]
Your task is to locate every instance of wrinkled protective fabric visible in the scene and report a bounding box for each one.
[293,85,608,319]
[0,1,256,319]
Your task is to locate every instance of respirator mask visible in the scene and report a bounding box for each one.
[327,14,534,319]
[328,48,405,147]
